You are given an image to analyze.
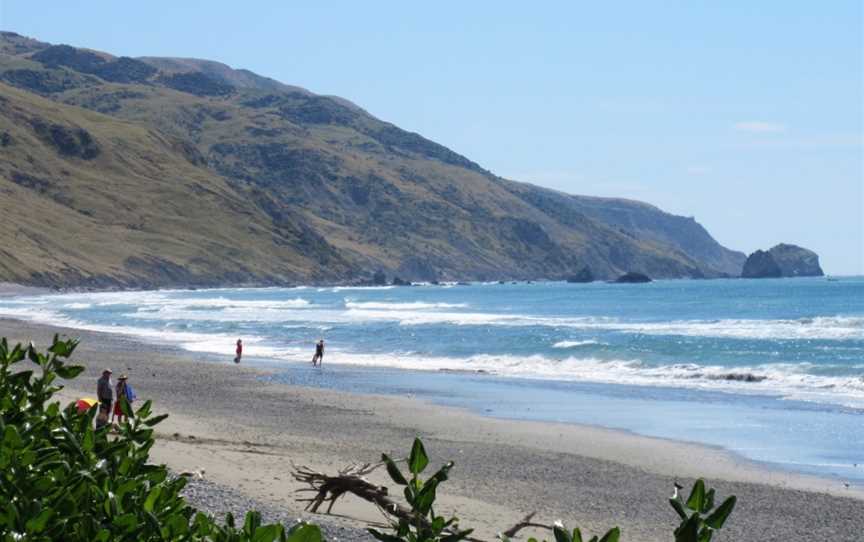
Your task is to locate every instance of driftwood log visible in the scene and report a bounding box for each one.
[290,460,556,541]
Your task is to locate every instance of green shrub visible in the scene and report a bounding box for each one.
[371,437,473,542]
[371,439,735,542]
[0,335,321,541]
[669,479,736,542]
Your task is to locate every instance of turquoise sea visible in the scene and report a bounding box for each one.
[1,277,862,483]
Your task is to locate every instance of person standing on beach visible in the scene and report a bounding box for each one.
[311,339,325,366]
[96,368,113,429]
[112,374,135,424]
[235,339,243,364]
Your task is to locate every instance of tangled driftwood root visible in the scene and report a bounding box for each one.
[290,461,555,541]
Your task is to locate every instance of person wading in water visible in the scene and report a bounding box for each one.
[311,339,325,367]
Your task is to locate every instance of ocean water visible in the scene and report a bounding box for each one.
[1,278,862,483]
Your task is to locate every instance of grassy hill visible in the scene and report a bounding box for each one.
[0,31,745,287]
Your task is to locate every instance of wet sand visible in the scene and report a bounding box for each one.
[2,317,862,541]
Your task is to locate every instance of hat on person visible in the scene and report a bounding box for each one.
[118,374,128,380]
[102,368,112,374]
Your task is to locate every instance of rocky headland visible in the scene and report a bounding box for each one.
[741,244,824,278]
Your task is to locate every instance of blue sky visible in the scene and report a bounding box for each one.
[2,1,862,274]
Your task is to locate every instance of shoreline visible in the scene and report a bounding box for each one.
[0,275,845,298]
[2,317,863,541]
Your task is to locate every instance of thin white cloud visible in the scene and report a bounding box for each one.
[734,121,787,133]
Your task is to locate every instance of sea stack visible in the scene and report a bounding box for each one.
[741,244,824,278]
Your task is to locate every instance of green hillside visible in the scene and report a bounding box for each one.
[0,31,745,287]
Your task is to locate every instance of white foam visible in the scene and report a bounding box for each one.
[344,301,468,310]
[323,286,396,292]
[317,352,864,409]
[553,340,601,348]
[340,308,864,341]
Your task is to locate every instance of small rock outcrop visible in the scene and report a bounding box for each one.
[371,270,387,285]
[742,244,823,278]
[566,266,595,283]
[741,250,782,278]
[614,272,652,283]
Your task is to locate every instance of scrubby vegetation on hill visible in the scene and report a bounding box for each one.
[0,32,746,287]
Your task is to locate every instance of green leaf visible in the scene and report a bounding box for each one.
[136,400,153,419]
[382,453,408,485]
[427,461,453,486]
[4,425,22,448]
[553,525,572,542]
[120,397,133,418]
[669,498,688,521]
[675,514,700,542]
[25,508,54,533]
[686,479,706,512]
[144,414,169,427]
[285,523,322,542]
[55,364,85,379]
[253,524,283,542]
[598,527,620,542]
[704,496,736,530]
[245,510,262,536]
[27,343,44,365]
[703,488,715,513]
[113,513,139,532]
[698,528,713,542]
[48,336,69,356]
[414,480,438,515]
[408,437,429,475]
[143,486,162,513]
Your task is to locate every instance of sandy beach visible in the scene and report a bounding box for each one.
[2,316,862,541]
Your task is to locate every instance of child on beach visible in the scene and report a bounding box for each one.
[311,339,325,366]
[235,339,243,363]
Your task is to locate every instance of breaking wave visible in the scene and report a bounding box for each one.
[553,340,602,348]
[344,301,468,310]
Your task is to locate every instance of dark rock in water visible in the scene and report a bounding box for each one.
[391,276,410,286]
[706,372,768,383]
[742,244,823,278]
[566,266,595,283]
[614,272,652,283]
[741,250,782,278]
[768,244,824,277]
[372,270,387,286]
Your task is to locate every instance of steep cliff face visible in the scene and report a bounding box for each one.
[741,244,823,278]
[501,182,746,276]
[767,244,824,277]
[0,32,747,287]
